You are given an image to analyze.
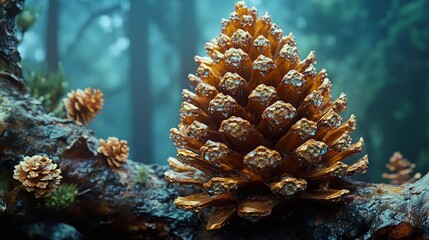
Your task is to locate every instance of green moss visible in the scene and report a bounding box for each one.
[134,165,149,184]
[25,65,68,116]
[44,183,78,210]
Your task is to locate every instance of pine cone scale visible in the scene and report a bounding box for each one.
[174,193,236,212]
[206,205,237,230]
[237,197,279,221]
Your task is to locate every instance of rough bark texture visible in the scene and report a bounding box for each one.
[0,1,429,239]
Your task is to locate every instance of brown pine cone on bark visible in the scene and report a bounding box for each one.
[166,1,369,230]
[98,137,129,168]
[13,155,62,198]
[63,87,104,126]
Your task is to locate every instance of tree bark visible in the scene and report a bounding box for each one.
[1,1,429,239]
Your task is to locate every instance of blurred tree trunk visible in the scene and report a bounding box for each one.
[63,4,121,58]
[46,0,59,72]
[128,0,153,163]
[178,0,197,89]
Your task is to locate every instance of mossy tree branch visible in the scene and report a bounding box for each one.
[0,1,429,239]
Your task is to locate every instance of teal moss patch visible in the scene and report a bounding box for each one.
[134,165,149,184]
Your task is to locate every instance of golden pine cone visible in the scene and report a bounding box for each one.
[13,155,62,198]
[63,87,104,126]
[166,1,369,230]
[98,137,129,168]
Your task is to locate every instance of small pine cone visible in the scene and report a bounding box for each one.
[63,87,104,125]
[98,137,129,168]
[382,152,421,185]
[13,155,62,198]
[166,1,369,230]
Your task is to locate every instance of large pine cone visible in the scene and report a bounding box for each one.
[63,87,104,126]
[166,1,368,230]
[13,155,62,198]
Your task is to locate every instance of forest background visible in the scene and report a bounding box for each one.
[19,0,429,182]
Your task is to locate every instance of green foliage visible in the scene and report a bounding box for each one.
[44,184,78,210]
[25,66,68,116]
[16,7,37,33]
[134,165,149,184]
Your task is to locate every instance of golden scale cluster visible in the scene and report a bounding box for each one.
[166,1,369,230]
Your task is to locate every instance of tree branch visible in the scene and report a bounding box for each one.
[0,91,428,239]
[1,1,429,239]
